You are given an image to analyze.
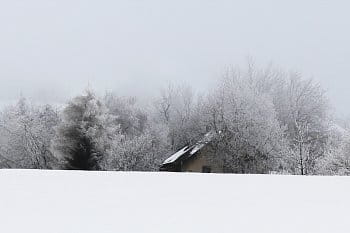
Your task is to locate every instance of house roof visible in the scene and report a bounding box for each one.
[161,131,217,166]
[163,146,191,165]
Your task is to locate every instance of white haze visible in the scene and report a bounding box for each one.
[0,0,349,115]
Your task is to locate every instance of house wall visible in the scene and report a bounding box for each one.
[181,146,224,173]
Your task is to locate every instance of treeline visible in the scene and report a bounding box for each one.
[0,64,349,175]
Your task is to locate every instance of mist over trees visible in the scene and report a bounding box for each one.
[0,64,349,175]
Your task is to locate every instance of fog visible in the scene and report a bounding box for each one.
[0,0,349,116]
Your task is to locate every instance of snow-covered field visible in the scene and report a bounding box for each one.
[1,170,349,233]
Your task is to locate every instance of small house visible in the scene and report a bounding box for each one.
[160,131,224,173]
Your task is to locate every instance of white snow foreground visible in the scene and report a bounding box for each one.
[1,170,349,233]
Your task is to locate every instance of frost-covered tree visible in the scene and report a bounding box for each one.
[219,64,331,175]
[104,93,148,136]
[317,138,350,176]
[316,123,350,175]
[0,97,60,169]
[52,91,116,170]
[101,92,170,171]
[104,130,166,171]
[154,84,204,151]
[201,69,288,173]
[271,74,330,175]
[51,90,170,171]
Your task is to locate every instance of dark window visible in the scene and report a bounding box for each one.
[202,166,211,173]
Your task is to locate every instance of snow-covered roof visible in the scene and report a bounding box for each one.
[189,144,205,156]
[189,131,216,156]
[162,131,218,165]
[163,146,191,165]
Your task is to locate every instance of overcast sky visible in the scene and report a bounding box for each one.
[0,0,349,116]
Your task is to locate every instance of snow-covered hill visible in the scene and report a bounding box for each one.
[0,170,349,233]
